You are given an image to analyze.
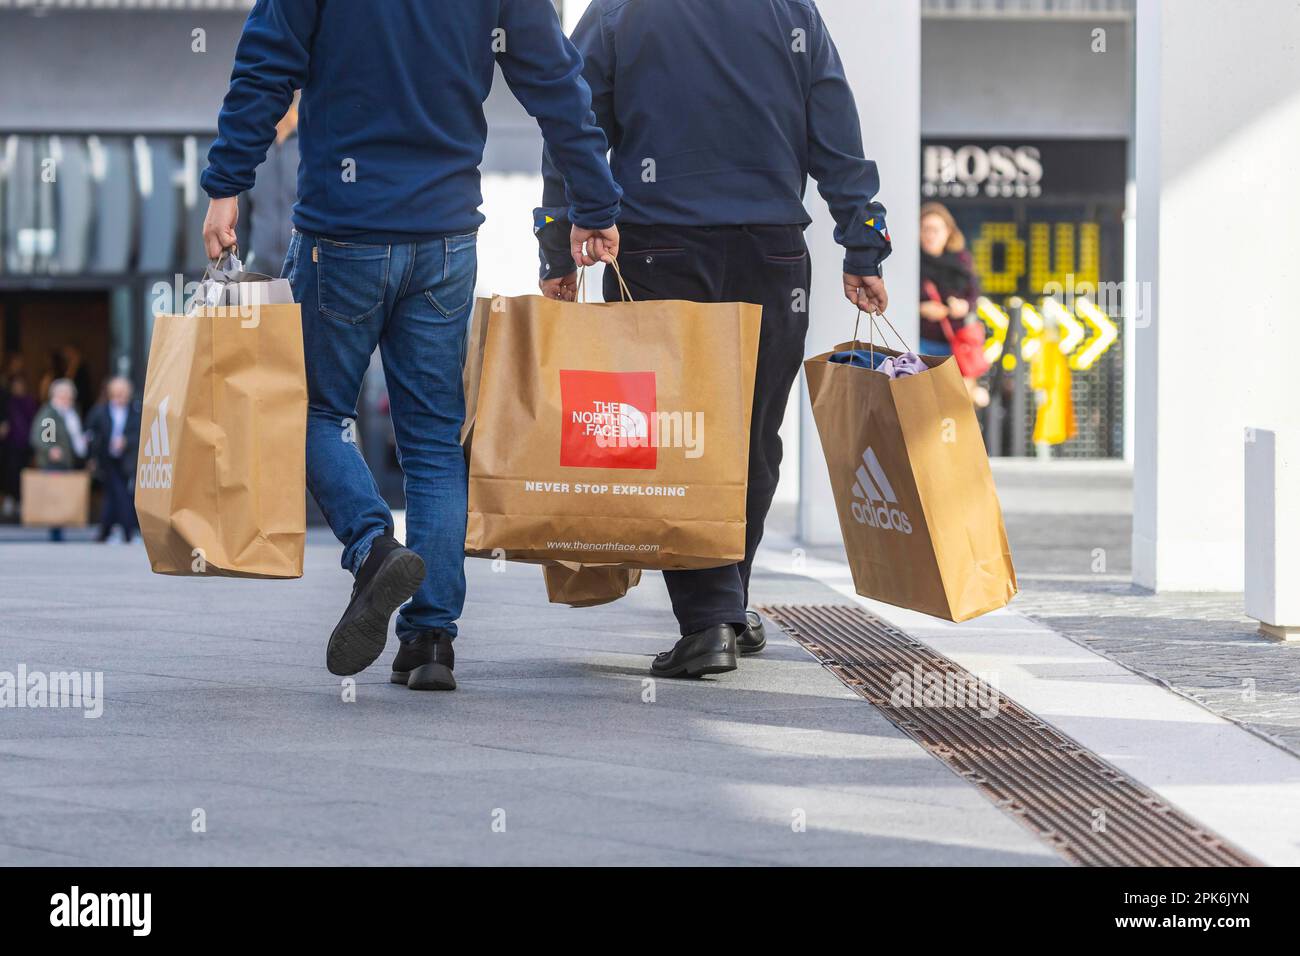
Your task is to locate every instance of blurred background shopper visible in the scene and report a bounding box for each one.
[1,374,38,521]
[30,379,87,542]
[537,0,891,678]
[86,377,140,544]
[918,202,988,405]
[200,0,622,689]
[918,202,974,357]
[245,96,300,275]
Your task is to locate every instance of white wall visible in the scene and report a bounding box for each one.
[1133,0,1300,591]
[799,0,922,541]
[562,0,592,32]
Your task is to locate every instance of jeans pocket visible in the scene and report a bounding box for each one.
[423,236,478,319]
[281,231,301,284]
[316,239,390,325]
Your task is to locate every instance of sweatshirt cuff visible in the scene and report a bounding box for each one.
[200,166,244,200]
[843,247,886,277]
[535,208,576,281]
[570,198,620,231]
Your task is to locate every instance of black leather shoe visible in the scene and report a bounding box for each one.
[391,628,457,691]
[738,609,767,654]
[651,624,738,679]
[326,534,425,677]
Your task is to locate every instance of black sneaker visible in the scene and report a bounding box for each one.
[391,629,456,691]
[326,534,426,677]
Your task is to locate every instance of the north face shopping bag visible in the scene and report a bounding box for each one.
[463,296,644,604]
[542,562,644,608]
[466,288,761,571]
[804,334,1017,622]
[135,252,307,578]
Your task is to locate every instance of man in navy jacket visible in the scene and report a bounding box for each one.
[202,0,622,689]
[537,0,891,678]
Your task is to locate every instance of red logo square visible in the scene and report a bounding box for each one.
[560,370,657,470]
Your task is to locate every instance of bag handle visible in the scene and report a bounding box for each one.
[851,309,912,366]
[189,244,280,315]
[575,257,635,304]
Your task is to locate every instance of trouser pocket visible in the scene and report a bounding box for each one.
[316,238,391,325]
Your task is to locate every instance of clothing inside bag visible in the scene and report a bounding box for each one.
[829,348,888,369]
[829,348,927,379]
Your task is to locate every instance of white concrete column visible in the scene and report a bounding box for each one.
[1245,429,1300,639]
[1133,0,1300,590]
[798,0,921,544]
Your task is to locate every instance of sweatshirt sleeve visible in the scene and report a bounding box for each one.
[499,0,621,236]
[534,2,616,279]
[201,0,318,200]
[806,4,892,277]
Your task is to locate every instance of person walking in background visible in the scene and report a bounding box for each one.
[246,95,300,274]
[201,0,622,689]
[1,374,38,520]
[536,0,891,679]
[30,379,88,542]
[38,347,92,417]
[86,376,141,544]
[919,201,989,406]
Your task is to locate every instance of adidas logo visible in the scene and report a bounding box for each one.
[137,396,173,490]
[850,447,913,534]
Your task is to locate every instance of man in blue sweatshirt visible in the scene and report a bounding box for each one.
[536,0,891,678]
[202,0,622,690]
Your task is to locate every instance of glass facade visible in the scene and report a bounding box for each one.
[0,133,229,396]
[1,133,215,282]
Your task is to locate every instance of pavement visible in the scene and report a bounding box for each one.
[0,534,1057,866]
[1,459,1297,866]
[992,461,1300,759]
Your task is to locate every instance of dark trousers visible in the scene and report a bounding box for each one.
[98,460,137,540]
[605,223,811,635]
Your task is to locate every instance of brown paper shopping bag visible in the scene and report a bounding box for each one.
[135,252,307,578]
[466,282,761,571]
[461,296,494,450]
[464,296,645,605]
[542,562,644,608]
[804,328,1017,622]
[20,469,90,527]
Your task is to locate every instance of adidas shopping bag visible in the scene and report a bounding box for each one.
[135,251,307,578]
[804,317,1016,621]
[465,269,761,571]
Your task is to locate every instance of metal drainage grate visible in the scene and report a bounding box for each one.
[759,603,1259,867]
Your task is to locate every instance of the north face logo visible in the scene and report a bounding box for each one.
[560,370,657,470]
[138,396,173,490]
[850,447,912,534]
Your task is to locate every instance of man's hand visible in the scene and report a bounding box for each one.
[541,273,579,302]
[844,273,889,314]
[203,197,240,260]
[571,225,620,268]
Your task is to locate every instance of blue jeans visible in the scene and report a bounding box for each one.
[285,230,477,641]
[918,337,953,357]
